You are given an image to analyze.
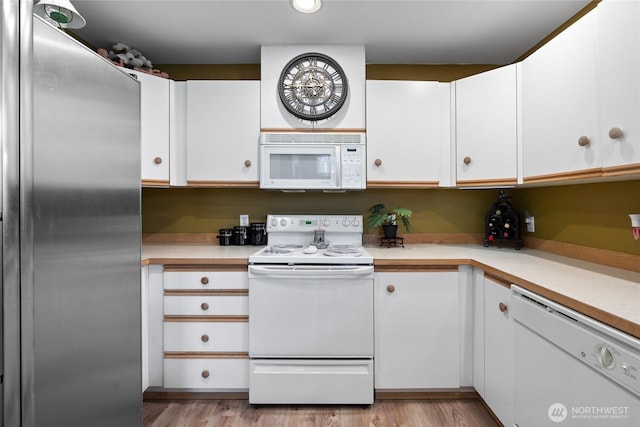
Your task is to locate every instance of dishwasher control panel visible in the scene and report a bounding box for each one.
[511,286,640,397]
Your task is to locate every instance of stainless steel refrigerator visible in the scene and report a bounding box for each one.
[1,1,142,426]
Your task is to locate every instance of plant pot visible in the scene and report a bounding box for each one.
[382,224,398,239]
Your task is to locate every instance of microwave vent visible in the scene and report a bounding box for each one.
[261,132,365,145]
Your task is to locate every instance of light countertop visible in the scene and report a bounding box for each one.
[142,243,640,338]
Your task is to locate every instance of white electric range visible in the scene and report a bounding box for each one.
[247,215,374,405]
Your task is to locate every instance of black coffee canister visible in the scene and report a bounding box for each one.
[233,226,249,245]
[250,222,267,245]
[217,228,233,246]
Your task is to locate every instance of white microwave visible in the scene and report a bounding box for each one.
[259,133,366,191]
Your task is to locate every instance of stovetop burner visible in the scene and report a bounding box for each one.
[324,245,362,257]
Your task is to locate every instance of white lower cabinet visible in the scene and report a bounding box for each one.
[148,266,250,391]
[374,269,465,389]
[477,275,514,427]
[164,358,249,389]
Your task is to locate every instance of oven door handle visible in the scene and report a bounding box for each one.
[248,265,374,278]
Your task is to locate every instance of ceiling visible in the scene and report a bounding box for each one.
[70,0,593,66]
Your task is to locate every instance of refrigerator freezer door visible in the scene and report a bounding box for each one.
[18,18,142,427]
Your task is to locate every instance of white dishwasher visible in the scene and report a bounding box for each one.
[511,285,640,427]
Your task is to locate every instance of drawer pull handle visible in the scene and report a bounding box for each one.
[386,284,395,293]
[499,302,508,313]
[463,156,472,165]
[374,158,382,167]
[201,276,209,285]
[201,370,210,379]
[201,334,209,343]
[153,156,163,165]
[201,302,209,311]
[244,160,252,167]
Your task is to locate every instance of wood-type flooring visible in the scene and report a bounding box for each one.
[143,398,500,427]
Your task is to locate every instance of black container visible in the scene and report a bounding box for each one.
[217,228,233,246]
[233,226,249,245]
[250,222,267,245]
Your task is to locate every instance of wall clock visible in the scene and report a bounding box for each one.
[278,52,348,121]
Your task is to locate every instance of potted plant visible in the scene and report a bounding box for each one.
[367,204,412,238]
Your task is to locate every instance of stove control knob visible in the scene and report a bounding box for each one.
[596,344,615,368]
[270,218,278,227]
[322,218,330,227]
[352,217,360,227]
[342,218,350,226]
[280,218,288,227]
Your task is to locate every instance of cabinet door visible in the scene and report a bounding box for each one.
[186,80,260,186]
[455,64,518,187]
[374,271,460,389]
[366,81,450,187]
[597,0,640,174]
[128,70,170,186]
[484,277,513,427]
[521,10,600,183]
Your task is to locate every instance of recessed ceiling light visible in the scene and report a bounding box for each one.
[291,0,322,14]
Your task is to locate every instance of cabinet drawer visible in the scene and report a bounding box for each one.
[164,295,248,316]
[164,322,248,352]
[164,357,249,389]
[164,271,248,290]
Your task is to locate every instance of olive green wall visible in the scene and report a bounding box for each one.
[511,180,640,255]
[142,181,640,256]
[142,188,497,234]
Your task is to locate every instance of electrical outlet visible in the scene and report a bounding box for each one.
[240,214,249,226]
[525,214,535,233]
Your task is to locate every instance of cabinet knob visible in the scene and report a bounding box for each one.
[201,334,209,343]
[463,156,472,165]
[153,156,163,165]
[201,370,210,379]
[244,160,252,167]
[200,276,209,285]
[578,136,590,147]
[386,284,395,293]
[201,302,209,311]
[499,302,508,313]
[374,158,382,167]
[608,127,623,140]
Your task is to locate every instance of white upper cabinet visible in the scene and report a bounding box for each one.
[521,9,600,184]
[128,69,170,186]
[454,64,519,187]
[366,80,451,187]
[186,80,260,186]
[597,0,640,176]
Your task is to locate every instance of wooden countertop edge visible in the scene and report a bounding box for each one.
[142,258,249,267]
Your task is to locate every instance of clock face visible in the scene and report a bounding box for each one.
[278,52,348,121]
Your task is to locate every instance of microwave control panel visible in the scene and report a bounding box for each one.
[341,146,366,189]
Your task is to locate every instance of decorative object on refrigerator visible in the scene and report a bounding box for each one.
[482,191,523,249]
